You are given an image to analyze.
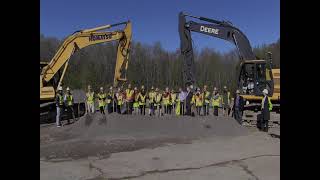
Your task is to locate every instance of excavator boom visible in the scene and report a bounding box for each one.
[40,21,132,101]
[179,12,256,86]
[41,21,131,84]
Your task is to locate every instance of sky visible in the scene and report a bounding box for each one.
[40,0,279,53]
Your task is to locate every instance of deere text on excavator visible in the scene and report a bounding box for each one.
[40,21,132,123]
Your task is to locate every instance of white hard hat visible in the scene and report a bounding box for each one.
[236,90,240,94]
[263,89,268,95]
[66,87,70,91]
[100,87,104,91]
[214,87,217,91]
[58,86,63,91]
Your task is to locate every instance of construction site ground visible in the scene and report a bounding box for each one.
[40,112,280,180]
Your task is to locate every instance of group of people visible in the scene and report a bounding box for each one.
[55,83,272,132]
[55,86,76,127]
[85,84,246,121]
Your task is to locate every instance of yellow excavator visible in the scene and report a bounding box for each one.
[40,21,132,123]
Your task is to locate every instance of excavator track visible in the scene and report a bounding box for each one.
[242,110,280,128]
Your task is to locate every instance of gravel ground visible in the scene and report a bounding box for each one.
[40,113,249,161]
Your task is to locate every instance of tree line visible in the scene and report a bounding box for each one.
[40,34,280,93]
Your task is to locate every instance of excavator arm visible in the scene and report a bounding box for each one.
[40,21,132,100]
[178,12,255,86]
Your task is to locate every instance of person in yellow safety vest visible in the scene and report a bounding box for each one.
[106,86,114,114]
[154,88,163,116]
[260,89,273,132]
[64,87,76,124]
[222,86,231,117]
[190,90,197,116]
[212,87,221,116]
[55,86,64,127]
[162,87,171,115]
[133,87,140,115]
[191,92,195,105]
[115,87,123,114]
[86,85,95,114]
[138,85,147,115]
[202,85,211,116]
[125,84,134,114]
[175,90,181,116]
[97,87,107,115]
[170,89,177,115]
[148,86,156,116]
[195,88,203,116]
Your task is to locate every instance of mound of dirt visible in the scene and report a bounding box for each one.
[40,113,249,161]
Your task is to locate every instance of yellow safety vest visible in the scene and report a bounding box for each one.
[261,96,273,111]
[86,92,94,104]
[162,93,170,105]
[148,91,156,103]
[117,93,123,105]
[195,94,203,107]
[170,93,177,105]
[106,92,113,104]
[98,93,106,107]
[57,94,64,106]
[175,99,181,115]
[126,89,134,101]
[222,91,231,105]
[139,93,147,105]
[191,95,195,105]
[133,93,139,108]
[203,91,210,104]
[155,93,162,106]
[66,94,73,106]
[212,95,221,107]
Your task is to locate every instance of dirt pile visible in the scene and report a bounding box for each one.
[40,114,249,161]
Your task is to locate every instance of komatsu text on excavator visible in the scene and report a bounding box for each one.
[40,21,132,123]
[178,12,280,126]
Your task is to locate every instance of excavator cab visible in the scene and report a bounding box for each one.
[238,60,274,97]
